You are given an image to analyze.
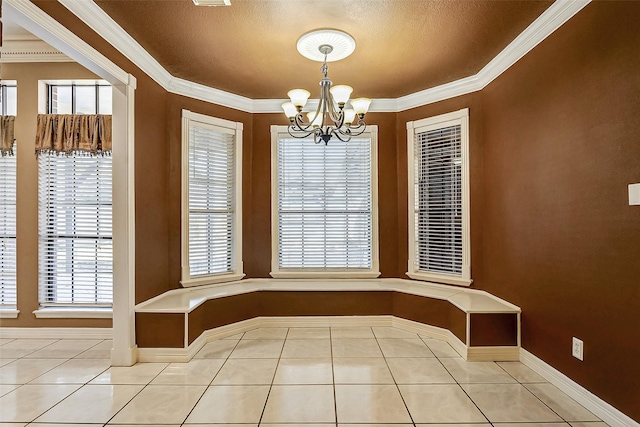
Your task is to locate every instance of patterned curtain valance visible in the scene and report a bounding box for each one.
[1,116,16,156]
[35,114,112,156]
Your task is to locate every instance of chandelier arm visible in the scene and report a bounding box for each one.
[332,128,352,143]
[326,88,343,124]
[344,120,368,137]
[287,125,315,139]
[292,113,315,132]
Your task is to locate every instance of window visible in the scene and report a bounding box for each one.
[1,81,17,116]
[1,81,17,312]
[270,125,379,278]
[47,81,112,115]
[37,81,113,310]
[407,108,471,286]
[38,155,113,307]
[0,144,17,310]
[181,110,243,287]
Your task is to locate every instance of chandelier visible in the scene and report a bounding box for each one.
[281,29,372,144]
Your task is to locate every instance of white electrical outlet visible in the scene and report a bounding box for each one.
[572,337,584,361]
[629,183,640,205]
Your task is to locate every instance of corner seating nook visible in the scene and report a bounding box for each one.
[135,279,520,362]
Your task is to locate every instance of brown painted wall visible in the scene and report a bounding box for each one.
[392,293,466,342]
[0,62,110,328]
[469,313,517,347]
[479,2,640,420]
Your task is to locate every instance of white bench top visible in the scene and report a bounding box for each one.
[135,278,520,315]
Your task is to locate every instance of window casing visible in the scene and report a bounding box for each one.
[270,125,379,278]
[181,110,243,287]
[407,109,471,286]
[37,80,113,309]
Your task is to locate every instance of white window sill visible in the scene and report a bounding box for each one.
[33,308,113,319]
[270,270,382,279]
[406,271,473,287]
[181,272,246,288]
[0,309,20,319]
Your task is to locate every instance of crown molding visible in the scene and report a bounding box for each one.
[57,0,590,113]
[0,39,72,63]
[57,0,172,88]
[168,77,253,112]
[396,74,482,112]
[476,0,591,89]
[3,0,129,85]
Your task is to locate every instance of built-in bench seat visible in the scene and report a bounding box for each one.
[135,278,520,362]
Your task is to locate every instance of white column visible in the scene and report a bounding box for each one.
[111,74,137,366]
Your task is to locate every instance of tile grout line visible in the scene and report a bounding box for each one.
[101,357,174,425]
[329,327,338,427]
[12,339,143,425]
[429,341,492,425]
[256,327,288,426]
[177,330,245,425]
[494,360,590,424]
[372,327,417,427]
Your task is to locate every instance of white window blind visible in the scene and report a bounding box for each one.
[0,143,17,307]
[276,136,373,270]
[38,155,113,307]
[187,123,236,277]
[414,125,463,275]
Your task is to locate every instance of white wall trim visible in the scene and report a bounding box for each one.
[520,348,638,427]
[33,308,112,319]
[0,327,112,340]
[0,310,20,319]
[0,39,72,63]
[475,0,591,91]
[57,0,172,88]
[56,0,590,113]
[3,0,128,86]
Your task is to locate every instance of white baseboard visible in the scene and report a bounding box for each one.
[467,345,520,361]
[520,348,638,427]
[391,316,466,357]
[138,315,491,363]
[0,327,112,340]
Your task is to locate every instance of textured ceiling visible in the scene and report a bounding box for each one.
[95,0,553,99]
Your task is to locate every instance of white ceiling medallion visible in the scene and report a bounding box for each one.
[296,29,356,62]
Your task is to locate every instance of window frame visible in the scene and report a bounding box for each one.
[34,79,115,317]
[45,81,111,115]
[270,125,380,279]
[180,109,244,287]
[0,81,18,116]
[406,108,472,287]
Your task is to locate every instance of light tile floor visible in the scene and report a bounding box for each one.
[0,327,607,426]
